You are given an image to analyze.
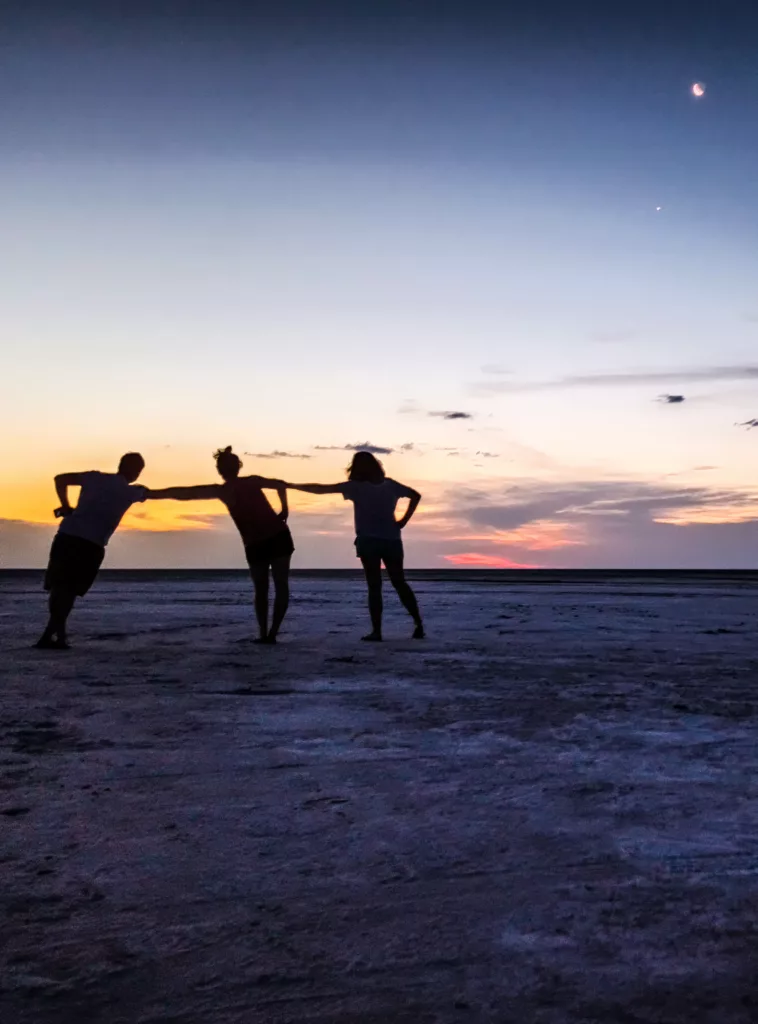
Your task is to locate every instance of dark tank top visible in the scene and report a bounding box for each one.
[219,477,283,545]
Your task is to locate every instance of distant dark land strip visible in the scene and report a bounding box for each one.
[3,568,758,586]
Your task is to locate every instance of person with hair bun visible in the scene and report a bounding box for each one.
[147,447,293,643]
[286,450,424,641]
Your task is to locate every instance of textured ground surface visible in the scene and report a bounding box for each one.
[2,570,758,1023]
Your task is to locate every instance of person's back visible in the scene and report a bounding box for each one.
[36,452,147,650]
[284,451,424,640]
[145,447,294,643]
[342,478,410,540]
[219,476,284,545]
[59,471,147,547]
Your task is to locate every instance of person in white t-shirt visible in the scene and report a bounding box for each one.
[286,451,424,641]
[35,453,147,650]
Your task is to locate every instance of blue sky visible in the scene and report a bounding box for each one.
[2,1,758,567]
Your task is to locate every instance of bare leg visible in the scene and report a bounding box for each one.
[360,555,383,640]
[267,555,291,642]
[249,563,270,641]
[36,588,76,649]
[386,559,424,638]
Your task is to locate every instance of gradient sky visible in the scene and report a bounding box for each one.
[3,0,758,568]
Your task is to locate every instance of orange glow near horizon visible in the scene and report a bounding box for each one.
[1,480,341,532]
[446,521,586,551]
[445,552,539,568]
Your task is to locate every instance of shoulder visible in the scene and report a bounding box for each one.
[387,478,415,496]
[81,471,105,488]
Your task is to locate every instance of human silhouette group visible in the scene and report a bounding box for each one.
[36,449,424,650]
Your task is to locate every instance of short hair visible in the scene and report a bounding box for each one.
[118,452,145,473]
[347,451,385,483]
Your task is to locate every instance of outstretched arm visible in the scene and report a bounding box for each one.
[284,482,345,495]
[54,472,86,517]
[146,484,220,501]
[396,489,421,529]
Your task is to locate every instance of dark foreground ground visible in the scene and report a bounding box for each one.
[2,570,758,1023]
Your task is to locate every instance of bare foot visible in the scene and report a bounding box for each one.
[361,632,383,642]
[253,636,276,645]
[34,637,71,650]
[412,624,425,639]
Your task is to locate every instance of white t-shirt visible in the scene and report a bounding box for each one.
[58,471,147,548]
[340,479,415,540]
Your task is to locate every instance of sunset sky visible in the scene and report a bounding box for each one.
[3,0,758,568]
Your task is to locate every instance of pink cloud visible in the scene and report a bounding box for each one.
[444,552,539,569]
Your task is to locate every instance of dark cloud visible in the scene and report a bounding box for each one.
[244,450,312,459]
[659,394,685,404]
[737,419,758,429]
[474,365,758,396]
[448,480,758,534]
[430,411,473,420]
[476,451,500,458]
[315,442,394,455]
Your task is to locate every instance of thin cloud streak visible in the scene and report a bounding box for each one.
[315,442,394,455]
[474,365,758,395]
[245,450,312,459]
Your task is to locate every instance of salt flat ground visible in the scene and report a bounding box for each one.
[2,570,758,1024]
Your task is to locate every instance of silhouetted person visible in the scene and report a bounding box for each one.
[36,452,147,650]
[147,447,293,643]
[287,451,423,641]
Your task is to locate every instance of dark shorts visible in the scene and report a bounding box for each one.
[355,536,404,564]
[44,533,105,597]
[244,527,295,568]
